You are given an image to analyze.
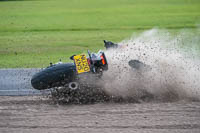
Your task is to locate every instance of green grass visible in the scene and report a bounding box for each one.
[0,0,200,68]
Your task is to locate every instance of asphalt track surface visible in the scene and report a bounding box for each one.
[0,69,200,133]
[0,69,47,96]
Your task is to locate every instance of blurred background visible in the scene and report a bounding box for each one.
[0,0,199,68]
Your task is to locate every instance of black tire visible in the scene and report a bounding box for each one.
[31,63,76,90]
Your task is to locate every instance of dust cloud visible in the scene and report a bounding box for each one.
[102,29,200,101]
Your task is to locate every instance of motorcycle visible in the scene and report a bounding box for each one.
[31,51,108,90]
[31,40,149,103]
[31,40,149,90]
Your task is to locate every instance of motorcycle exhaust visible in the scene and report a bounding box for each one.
[68,82,79,90]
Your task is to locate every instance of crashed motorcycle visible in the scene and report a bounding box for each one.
[31,51,108,90]
[31,40,120,90]
[31,40,148,102]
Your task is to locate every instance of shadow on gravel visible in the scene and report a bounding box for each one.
[48,86,156,105]
[48,86,200,105]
